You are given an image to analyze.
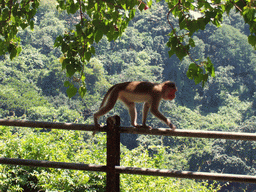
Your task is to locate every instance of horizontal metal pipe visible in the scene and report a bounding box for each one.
[1,119,256,141]
[0,119,97,132]
[120,127,256,141]
[116,166,256,183]
[0,158,106,172]
[2,158,255,184]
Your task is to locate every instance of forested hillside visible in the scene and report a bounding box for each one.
[0,0,256,191]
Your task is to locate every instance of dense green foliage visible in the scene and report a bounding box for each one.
[1,0,256,191]
[0,126,220,191]
[1,0,256,93]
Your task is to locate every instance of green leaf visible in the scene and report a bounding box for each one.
[179,20,187,30]
[2,8,9,20]
[65,81,78,98]
[122,4,126,10]
[66,64,76,77]
[85,52,91,61]
[69,3,78,14]
[170,36,178,47]
[225,2,234,14]
[211,68,215,77]
[91,46,95,55]
[187,20,198,36]
[16,46,22,55]
[187,63,204,85]
[189,38,195,47]
[62,58,69,70]
[95,3,98,11]
[203,74,208,82]
[186,70,193,80]
[248,35,256,48]
[88,0,94,9]
[79,86,87,98]
[194,75,201,84]
[67,85,77,98]
[176,45,188,60]
[201,74,209,87]
[129,9,136,19]
[81,74,86,82]
[138,3,145,11]
[54,35,63,47]
[197,18,207,30]
[206,57,215,77]
[64,81,70,87]
[148,0,153,7]
[168,49,175,57]
[95,30,103,43]
[205,11,217,18]
[10,45,17,60]
[29,20,34,30]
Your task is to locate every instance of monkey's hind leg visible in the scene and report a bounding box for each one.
[94,90,119,128]
[119,97,138,127]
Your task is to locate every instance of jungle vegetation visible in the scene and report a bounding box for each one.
[0,0,256,191]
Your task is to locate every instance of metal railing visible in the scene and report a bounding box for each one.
[0,118,256,191]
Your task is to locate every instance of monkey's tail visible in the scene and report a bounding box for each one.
[99,84,117,108]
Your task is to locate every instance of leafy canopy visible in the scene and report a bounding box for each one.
[1,0,256,97]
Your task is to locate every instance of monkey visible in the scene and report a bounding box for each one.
[94,81,177,130]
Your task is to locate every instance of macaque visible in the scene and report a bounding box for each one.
[94,81,177,130]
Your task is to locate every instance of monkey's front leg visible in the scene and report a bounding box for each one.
[128,101,152,129]
[150,107,176,130]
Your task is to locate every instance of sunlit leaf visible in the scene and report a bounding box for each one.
[78,86,87,98]
[67,85,77,98]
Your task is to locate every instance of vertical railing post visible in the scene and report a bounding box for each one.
[106,115,121,192]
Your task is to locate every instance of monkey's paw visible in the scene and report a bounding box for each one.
[135,125,152,130]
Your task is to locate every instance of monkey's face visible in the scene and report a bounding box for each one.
[163,85,177,100]
[162,82,177,100]
[167,88,177,100]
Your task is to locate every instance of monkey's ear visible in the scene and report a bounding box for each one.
[163,84,168,90]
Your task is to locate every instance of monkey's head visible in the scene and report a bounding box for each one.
[163,81,177,100]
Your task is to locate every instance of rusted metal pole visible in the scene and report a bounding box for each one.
[1,119,256,141]
[0,158,106,172]
[106,115,121,192]
[120,127,256,141]
[116,166,256,183]
[0,119,96,131]
[1,158,256,184]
